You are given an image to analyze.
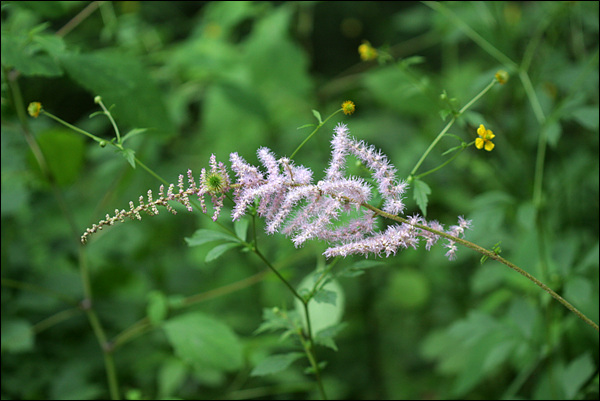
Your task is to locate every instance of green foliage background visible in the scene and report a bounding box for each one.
[2,1,598,399]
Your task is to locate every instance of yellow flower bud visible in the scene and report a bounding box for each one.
[27,102,42,118]
[342,100,355,115]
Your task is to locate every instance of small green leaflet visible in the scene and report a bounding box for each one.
[121,128,147,145]
[251,352,305,377]
[413,179,431,216]
[163,312,243,372]
[315,322,348,351]
[233,219,249,241]
[312,109,323,124]
[119,148,136,168]
[185,229,242,262]
[313,288,337,306]
[185,229,239,247]
[205,243,241,262]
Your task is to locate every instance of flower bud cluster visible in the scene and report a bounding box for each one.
[81,156,230,244]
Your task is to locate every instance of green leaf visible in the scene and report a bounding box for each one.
[439,109,451,121]
[254,307,296,335]
[413,179,431,216]
[59,50,174,138]
[295,275,345,334]
[338,260,383,278]
[571,106,599,130]
[251,352,305,376]
[31,32,66,58]
[158,357,188,398]
[1,319,34,353]
[163,312,243,372]
[234,218,249,241]
[205,242,241,262]
[121,128,148,144]
[545,122,562,148]
[315,322,347,351]
[313,288,337,306]
[28,128,85,187]
[118,148,136,168]
[147,290,169,326]
[217,81,269,120]
[312,109,323,124]
[297,123,315,130]
[561,353,596,399]
[185,229,239,246]
[1,32,64,77]
[399,55,426,67]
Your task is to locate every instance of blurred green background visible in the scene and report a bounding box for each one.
[2,1,598,399]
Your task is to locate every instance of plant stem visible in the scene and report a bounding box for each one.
[96,98,122,143]
[41,110,106,143]
[409,78,497,180]
[7,68,122,400]
[414,144,468,180]
[252,248,327,399]
[290,109,343,160]
[360,202,599,332]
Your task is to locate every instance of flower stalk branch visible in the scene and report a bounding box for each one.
[360,202,599,332]
[408,78,497,181]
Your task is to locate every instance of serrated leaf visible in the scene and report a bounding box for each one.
[311,109,323,124]
[295,276,345,333]
[163,312,243,372]
[315,322,347,351]
[1,32,64,77]
[185,229,239,246]
[251,352,304,376]
[59,50,174,137]
[119,148,136,168]
[205,242,241,262]
[234,218,249,241]
[32,32,66,58]
[413,179,431,217]
[313,288,337,306]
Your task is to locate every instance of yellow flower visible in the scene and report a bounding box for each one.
[342,100,355,115]
[358,41,378,61]
[495,70,509,85]
[27,102,42,118]
[475,124,495,151]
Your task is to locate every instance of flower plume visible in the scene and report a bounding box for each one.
[82,123,470,260]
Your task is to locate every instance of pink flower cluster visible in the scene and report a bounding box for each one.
[228,123,470,259]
